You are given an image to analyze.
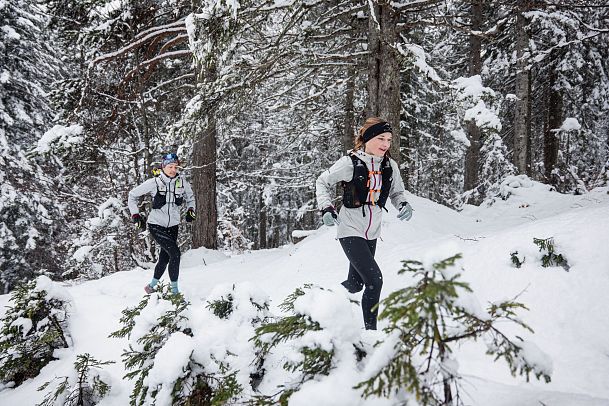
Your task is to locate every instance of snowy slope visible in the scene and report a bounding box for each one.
[1,182,608,405]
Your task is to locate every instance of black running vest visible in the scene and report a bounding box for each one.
[342,154,393,210]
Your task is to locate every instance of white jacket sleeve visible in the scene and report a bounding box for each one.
[184,179,196,210]
[388,158,409,209]
[127,178,156,215]
[315,156,354,210]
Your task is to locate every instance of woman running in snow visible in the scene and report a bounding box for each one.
[128,152,196,295]
[315,117,413,330]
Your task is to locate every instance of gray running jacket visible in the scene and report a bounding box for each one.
[315,149,408,240]
[128,172,195,228]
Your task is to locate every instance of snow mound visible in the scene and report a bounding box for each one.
[180,246,229,268]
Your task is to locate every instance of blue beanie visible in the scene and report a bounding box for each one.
[161,152,179,167]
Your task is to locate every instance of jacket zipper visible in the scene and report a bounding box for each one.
[167,177,172,228]
[365,160,378,239]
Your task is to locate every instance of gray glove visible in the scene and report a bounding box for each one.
[397,202,413,221]
[321,206,340,226]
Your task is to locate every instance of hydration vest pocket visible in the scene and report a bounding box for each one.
[175,195,184,206]
[152,192,166,209]
[342,179,364,208]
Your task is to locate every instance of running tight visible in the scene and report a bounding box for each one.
[339,237,383,330]
[148,224,180,282]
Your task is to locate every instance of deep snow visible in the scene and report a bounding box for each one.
[1,181,608,405]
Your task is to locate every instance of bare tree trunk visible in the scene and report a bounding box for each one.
[191,60,218,249]
[258,188,267,249]
[463,0,483,199]
[513,3,531,175]
[366,1,400,162]
[335,66,357,211]
[343,65,356,153]
[544,69,562,182]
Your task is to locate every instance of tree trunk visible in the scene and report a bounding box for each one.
[343,65,356,153]
[513,3,531,175]
[366,1,400,162]
[463,0,483,199]
[335,66,356,211]
[191,60,218,249]
[258,188,267,249]
[544,69,562,182]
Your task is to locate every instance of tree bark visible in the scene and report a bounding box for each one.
[343,65,356,153]
[513,3,531,175]
[544,69,562,182]
[366,1,400,162]
[258,188,267,249]
[463,0,483,198]
[191,60,218,249]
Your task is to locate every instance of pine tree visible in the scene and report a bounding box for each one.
[533,237,569,270]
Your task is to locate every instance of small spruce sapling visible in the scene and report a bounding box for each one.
[0,277,71,387]
[356,254,552,405]
[510,251,525,268]
[110,283,190,405]
[206,283,270,324]
[206,293,235,319]
[110,283,243,406]
[249,285,335,405]
[37,353,114,406]
[205,284,271,391]
[533,237,569,270]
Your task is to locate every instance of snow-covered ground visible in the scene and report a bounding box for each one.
[1,181,609,405]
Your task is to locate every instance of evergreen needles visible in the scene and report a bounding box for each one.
[356,253,552,405]
[533,237,570,270]
[0,277,71,388]
[36,353,114,406]
[110,283,243,405]
[250,285,335,405]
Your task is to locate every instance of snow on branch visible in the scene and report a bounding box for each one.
[397,42,446,85]
[90,26,187,66]
[391,0,443,11]
[133,20,187,41]
[122,50,192,82]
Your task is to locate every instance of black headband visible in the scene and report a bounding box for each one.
[362,122,392,143]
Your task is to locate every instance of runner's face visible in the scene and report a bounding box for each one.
[365,132,392,157]
[162,163,178,177]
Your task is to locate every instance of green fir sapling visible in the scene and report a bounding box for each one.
[510,251,525,268]
[533,237,569,270]
[37,353,114,406]
[0,276,71,388]
[356,254,552,406]
[250,285,346,405]
[110,283,242,406]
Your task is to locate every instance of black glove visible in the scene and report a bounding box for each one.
[132,213,146,230]
[185,208,196,223]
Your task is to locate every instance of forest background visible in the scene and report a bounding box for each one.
[1,0,608,293]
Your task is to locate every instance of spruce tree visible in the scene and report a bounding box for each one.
[36,353,114,406]
[250,285,347,405]
[0,277,71,387]
[356,254,552,405]
[0,0,64,292]
[110,284,243,405]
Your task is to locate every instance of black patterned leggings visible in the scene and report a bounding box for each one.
[339,237,383,330]
[148,224,180,282]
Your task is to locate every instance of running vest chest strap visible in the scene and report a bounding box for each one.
[152,175,185,209]
[342,154,393,210]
